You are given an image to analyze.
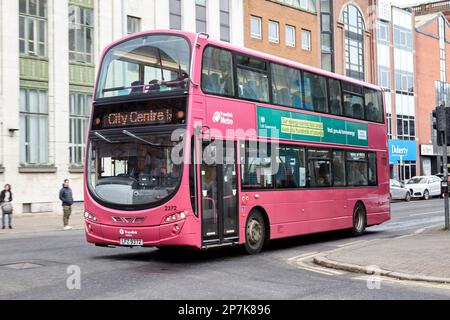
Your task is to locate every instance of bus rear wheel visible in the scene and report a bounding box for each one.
[244,210,266,255]
[352,202,367,236]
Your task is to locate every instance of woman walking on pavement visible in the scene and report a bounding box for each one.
[0,184,13,229]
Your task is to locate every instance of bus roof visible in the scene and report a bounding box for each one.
[100,30,383,93]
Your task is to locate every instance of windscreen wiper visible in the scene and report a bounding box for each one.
[94,132,119,144]
[122,130,175,148]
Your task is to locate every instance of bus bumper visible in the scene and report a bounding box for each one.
[84,218,199,248]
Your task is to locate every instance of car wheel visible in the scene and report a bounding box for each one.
[352,202,367,236]
[389,193,392,202]
[244,210,266,255]
[405,192,411,202]
[423,190,430,201]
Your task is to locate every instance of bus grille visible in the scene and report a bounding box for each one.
[112,217,146,224]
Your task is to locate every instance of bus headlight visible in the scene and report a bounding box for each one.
[162,211,188,225]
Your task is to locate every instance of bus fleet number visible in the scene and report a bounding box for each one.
[165,206,177,212]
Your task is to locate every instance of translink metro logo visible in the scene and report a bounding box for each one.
[212,111,234,125]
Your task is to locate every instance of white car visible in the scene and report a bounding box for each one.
[390,179,411,202]
[406,176,442,200]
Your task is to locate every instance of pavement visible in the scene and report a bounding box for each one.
[314,227,450,284]
[0,211,84,235]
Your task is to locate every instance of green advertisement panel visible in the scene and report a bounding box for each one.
[257,106,368,147]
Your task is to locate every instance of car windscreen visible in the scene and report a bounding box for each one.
[407,178,427,184]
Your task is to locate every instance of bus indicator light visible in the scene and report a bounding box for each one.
[177,111,185,120]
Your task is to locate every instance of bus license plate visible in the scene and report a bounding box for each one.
[120,238,143,246]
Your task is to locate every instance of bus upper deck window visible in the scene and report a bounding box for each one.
[201,47,234,96]
[365,89,383,123]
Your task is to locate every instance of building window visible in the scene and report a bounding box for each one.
[285,25,296,47]
[398,161,416,182]
[393,25,412,51]
[343,4,365,81]
[269,21,280,43]
[19,0,47,57]
[250,16,262,39]
[377,21,390,45]
[320,0,334,72]
[387,113,393,139]
[20,88,49,165]
[396,114,416,141]
[272,0,317,13]
[394,70,414,93]
[69,93,91,165]
[378,66,391,90]
[301,29,311,51]
[170,0,182,30]
[127,16,141,35]
[196,0,207,33]
[69,4,94,63]
[220,0,230,42]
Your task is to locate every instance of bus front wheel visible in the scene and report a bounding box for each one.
[244,210,266,255]
[352,202,367,236]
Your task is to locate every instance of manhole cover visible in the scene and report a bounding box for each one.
[2,262,44,270]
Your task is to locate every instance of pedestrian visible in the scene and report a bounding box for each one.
[59,179,74,231]
[0,184,13,230]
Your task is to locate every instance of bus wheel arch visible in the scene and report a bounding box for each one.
[352,201,367,236]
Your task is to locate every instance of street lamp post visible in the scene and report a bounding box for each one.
[444,135,450,231]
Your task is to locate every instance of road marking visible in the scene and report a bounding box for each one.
[336,240,367,248]
[409,211,442,217]
[288,252,346,276]
[394,235,411,239]
[393,224,442,239]
[287,252,319,262]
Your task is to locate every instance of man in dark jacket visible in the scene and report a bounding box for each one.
[59,179,74,230]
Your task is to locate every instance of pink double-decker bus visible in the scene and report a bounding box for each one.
[84,30,390,254]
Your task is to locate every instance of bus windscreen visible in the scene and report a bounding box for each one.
[95,34,191,99]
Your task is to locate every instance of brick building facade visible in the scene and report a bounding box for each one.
[415,12,450,175]
[244,0,376,84]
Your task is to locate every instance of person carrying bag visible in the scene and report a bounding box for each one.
[0,184,13,230]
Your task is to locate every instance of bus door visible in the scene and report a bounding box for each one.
[201,141,239,244]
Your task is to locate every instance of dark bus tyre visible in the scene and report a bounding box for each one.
[352,202,367,236]
[244,210,266,255]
